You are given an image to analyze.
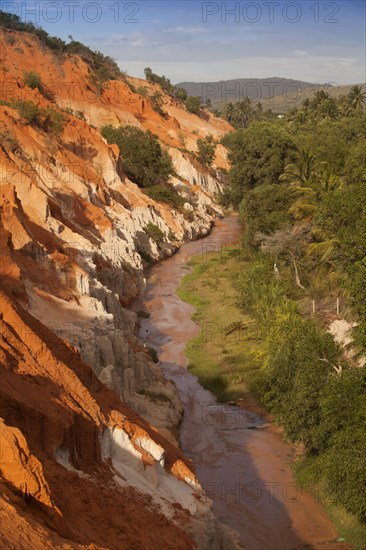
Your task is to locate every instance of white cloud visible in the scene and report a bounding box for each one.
[164,26,207,34]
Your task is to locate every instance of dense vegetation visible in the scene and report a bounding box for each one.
[144,67,188,101]
[143,68,204,116]
[101,125,175,188]
[185,96,202,115]
[0,99,66,134]
[143,222,165,246]
[196,135,216,167]
[222,88,366,526]
[217,98,275,128]
[143,185,185,210]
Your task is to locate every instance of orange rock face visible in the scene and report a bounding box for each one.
[0,26,236,550]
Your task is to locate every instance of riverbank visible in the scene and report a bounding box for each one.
[133,216,354,550]
[176,246,268,418]
[177,243,365,550]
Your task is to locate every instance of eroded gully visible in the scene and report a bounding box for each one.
[132,215,351,550]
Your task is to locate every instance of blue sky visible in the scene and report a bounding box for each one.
[1,1,365,84]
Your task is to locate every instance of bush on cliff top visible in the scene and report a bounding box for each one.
[101,125,175,188]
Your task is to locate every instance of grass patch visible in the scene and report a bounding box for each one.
[294,457,366,550]
[177,248,264,402]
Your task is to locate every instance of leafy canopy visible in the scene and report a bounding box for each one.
[222,122,296,206]
[101,125,175,188]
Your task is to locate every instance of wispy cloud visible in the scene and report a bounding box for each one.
[164,26,207,34]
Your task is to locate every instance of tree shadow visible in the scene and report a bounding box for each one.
[64,136,98,161]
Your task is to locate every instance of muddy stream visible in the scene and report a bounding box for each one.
[132,216,351,550]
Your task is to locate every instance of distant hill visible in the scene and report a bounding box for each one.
[177,77,316,104]
[262,82,366,114]
[177,78,366,114]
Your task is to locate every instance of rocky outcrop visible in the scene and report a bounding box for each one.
[0,27,233,425]
[0,26,241,549]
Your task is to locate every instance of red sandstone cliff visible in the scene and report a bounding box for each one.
[0,24,241,549]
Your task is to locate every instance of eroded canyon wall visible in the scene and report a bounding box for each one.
[0,26,241,549]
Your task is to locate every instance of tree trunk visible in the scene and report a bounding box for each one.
[290,253,307,292]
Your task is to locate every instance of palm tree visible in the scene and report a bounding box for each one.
[338,95,352,117]
[280,149,317,188]
[316,162,343,192]
[317,90,330,102]
[280,151,318,220]
[316,98,339,121]
[348,85,366,110]
[234,99,250,128]
[223,102,235,124]
[307,234,342,290]
[311,90,330,109]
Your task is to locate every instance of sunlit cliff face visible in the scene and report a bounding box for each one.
[0,27,242,550]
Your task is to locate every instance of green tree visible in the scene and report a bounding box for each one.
[196,135,216,167]
[15,100,43,124]
[280,149,317,188]
[101,125,175,188]
[222,122,296,206]
[348,85,366,111]
[239,184,293,248]
[23,71,43,92]
[185,96,201,115]
[173,87,188,102]
[89,66,110,96]
[316,183,366,349]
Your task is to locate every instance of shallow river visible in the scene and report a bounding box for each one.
[133,216,351,550]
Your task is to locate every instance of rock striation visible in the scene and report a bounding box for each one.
[0,26,242,549]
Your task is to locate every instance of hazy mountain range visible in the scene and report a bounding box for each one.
[177,78,366,113]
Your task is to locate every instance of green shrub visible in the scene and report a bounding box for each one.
[144,223,165,246]
[147,347,159,363]
[295,367,366,522]
[5,34,16,45]
[75,110,86,121]
[15,100,43,124]
[177,132,187,148]
[23,71,43,92]
[101,125,174,187]
[137,86,149,98]
[43,107,66,133]
[149,91,165,117]
[136,310,150,319]
[138,248,153,263]
[14,101,65,133]
[89,66,111,96]
[143,185,184,209]
[196,134,216,167]
[185,96,201,115]
[174,87,188,102]
[239,184,293,248]
[183,209,194,222]
[139,388,170,402]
